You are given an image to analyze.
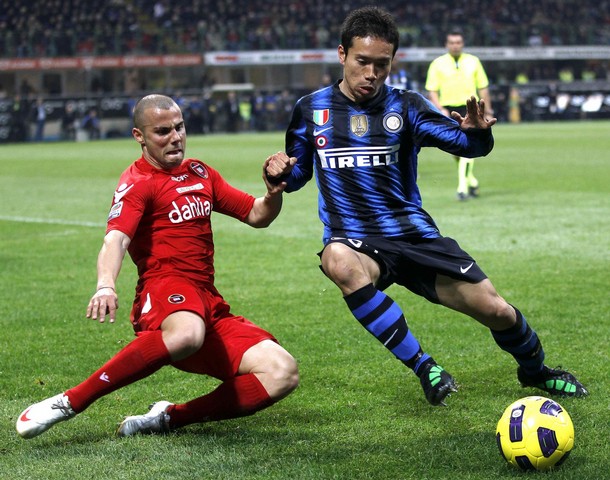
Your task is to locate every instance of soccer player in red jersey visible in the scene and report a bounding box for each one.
[16,94,299,439]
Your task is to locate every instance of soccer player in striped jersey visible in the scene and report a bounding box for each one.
[266,7,587,406]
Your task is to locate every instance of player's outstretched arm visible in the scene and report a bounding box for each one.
[245,152,296,228]
[451,96,497,129]
[86,230,130,323]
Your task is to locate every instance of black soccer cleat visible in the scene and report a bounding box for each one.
[517,365,588,397]
[468,185,480,198]
[419,362,458,406]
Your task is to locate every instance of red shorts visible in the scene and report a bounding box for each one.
[130,276,276,380]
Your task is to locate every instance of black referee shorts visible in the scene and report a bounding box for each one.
[322,236,487,304]
[444,105,467,117]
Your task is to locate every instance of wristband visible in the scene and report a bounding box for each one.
[97,286,115,292]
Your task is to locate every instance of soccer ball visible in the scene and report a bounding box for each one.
[496,396,574,471]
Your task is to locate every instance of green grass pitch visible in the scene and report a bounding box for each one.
[1,121,609,479]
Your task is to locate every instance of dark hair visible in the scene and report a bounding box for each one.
[340,6,399,56]
[446,28,464,39]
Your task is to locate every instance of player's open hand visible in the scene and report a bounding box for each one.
[451,96,497,129]
[86,287,118,323]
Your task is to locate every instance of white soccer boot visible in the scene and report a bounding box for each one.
[16,393,76,439]
[117,401,173,437]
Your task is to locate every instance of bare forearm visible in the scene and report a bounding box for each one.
[246,192,283,228]
[244,151,295,228]
[96,231,129,288]
[479,87,493,113]
[87,230,130,323]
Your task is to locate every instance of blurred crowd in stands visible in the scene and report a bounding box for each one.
[0,85,297,142]
[1,1,609,142]
[1,0,609,58]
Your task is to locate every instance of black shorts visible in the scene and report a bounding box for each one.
[444,105,467,117]
[321,236,487,304]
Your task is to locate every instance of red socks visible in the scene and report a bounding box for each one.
[64,331,273,427]
[66,330,171,413]
[168,373,273,428]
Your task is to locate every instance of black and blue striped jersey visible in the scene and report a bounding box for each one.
[284,81,494,243]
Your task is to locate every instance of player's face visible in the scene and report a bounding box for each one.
[338,36,393,103]
[446,34,464,57]
[133,106,186,170]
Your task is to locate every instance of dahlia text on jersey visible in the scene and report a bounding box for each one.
[169,196,212,223]
[317,145,400,169]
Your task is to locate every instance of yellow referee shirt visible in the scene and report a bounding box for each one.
[425,53,489,106]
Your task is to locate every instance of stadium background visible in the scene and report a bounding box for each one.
[1,0,609,142]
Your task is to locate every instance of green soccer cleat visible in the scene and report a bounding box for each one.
[517,366,588,397]
[419,362,458,406]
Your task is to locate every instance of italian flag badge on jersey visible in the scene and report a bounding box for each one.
[313,109,329,126]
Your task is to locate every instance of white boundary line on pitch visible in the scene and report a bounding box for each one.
[0,215,105,228]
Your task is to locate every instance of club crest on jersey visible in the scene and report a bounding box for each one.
[190,162,208,178]
[350,115,368,137]
[168,294,186,304]
[383,113,403,133]
[313,109,329,126]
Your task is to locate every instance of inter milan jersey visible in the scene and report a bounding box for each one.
[107,156,255,286]
[284,81,494,242]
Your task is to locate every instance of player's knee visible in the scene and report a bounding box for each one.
[261,350,299,400]
[321,243,345,275]
[271,351,300,399]
[481,297,516,329]
[497,301,517,325]
[321,243,367,290]
[242,340,299,399]
[161,314,206,360]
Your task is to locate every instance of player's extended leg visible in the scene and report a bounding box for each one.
[465,158,479,197]
[171,340,297,425]
[117,340,299,435]
[16,311,204,439]
[435,275,587,397]
[456,156,469,200]
[320,242,457,406]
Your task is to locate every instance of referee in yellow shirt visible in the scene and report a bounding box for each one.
[426,29,494,201]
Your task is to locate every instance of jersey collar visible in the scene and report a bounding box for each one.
[135,156,189,175]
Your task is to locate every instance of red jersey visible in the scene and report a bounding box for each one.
[107,156,255,287]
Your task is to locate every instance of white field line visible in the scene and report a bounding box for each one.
[0,215,314,239]
[0,215,105,228]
